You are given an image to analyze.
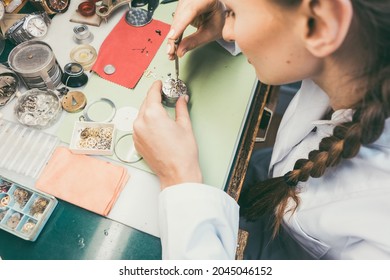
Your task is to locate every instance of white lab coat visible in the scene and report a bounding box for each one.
[158,80,390,259]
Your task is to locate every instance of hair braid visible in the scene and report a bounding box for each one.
[239,0,390,237]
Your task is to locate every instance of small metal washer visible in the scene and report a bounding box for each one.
[104,64,116,75]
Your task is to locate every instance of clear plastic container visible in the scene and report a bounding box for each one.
[0,176,57,241]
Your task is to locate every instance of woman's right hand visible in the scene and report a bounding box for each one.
[167,0,226,60]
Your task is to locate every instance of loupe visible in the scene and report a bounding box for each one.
[61,62,88,88]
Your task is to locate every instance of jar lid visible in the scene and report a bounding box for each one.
[70,44,97,71]
[8,41,55,74]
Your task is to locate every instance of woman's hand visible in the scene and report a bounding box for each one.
[167,0,226,60]
[133,81,203,190]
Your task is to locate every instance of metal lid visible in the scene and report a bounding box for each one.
[8,41,55,75]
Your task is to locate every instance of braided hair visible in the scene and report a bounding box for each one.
[239,0,390,236]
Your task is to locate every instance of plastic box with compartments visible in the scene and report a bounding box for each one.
[0,176,57,241]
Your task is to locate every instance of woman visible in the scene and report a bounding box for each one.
[133,0,390,259]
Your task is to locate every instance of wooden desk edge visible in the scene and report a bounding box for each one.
[226,81,275,201]
[225,81,276,259]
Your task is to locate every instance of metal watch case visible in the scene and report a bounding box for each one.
[29,0,70,15]
[5,12,51,45]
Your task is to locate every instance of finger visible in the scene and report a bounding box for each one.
[145,80,163,106]
[166,2,211,57]
[175,94,192,128]
[138,80,162,117]
[168,7,199,41]
[176,28,219,57]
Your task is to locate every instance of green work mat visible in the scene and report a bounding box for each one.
[56,41,256,189]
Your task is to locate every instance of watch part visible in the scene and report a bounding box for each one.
[61,91,87,113]
[161,78,188,107]
[78,1,96,17]
[0,64,20,107]
[103,64,116,75]
[70,44,97,71]
[81,98,116,123]
[73,24,94,44]
[114,133,143,164]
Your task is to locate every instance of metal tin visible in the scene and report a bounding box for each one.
[73,24,94,45]
[14,88,62,129]
[0,64,21,107]
[161,78,188,107]
[8,41,62,90]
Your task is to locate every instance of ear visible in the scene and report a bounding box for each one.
[301,0,353,57]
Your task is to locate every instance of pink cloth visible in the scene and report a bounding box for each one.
[92,15,170,88]
[35,147,129,216]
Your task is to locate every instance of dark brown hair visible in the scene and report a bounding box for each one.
[239,0,390,236]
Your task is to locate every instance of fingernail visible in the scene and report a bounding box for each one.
[166,44,171,54]
[183,94,189,103]
[167,29,175,39]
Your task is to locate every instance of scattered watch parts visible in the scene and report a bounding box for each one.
[70,122,115,155]
[61,91,87,113]
[0,175,58,241]
[14,88,62,129]
[161,78,189,107]
[73,24,94,44]
[70,44,97,71]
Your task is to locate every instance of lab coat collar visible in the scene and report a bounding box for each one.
[269,80,331,175]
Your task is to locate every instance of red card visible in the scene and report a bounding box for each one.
[92,15,170,89]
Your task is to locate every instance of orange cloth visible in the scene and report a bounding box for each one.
[35,147,129,216]
[92,15,170,88]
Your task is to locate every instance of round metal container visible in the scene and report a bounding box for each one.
[8,41,62,90]
[161,78,188,107]
[0,64,21,107]
[14,88,62,129]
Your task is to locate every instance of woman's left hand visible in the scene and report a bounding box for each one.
[133,80,203,190]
